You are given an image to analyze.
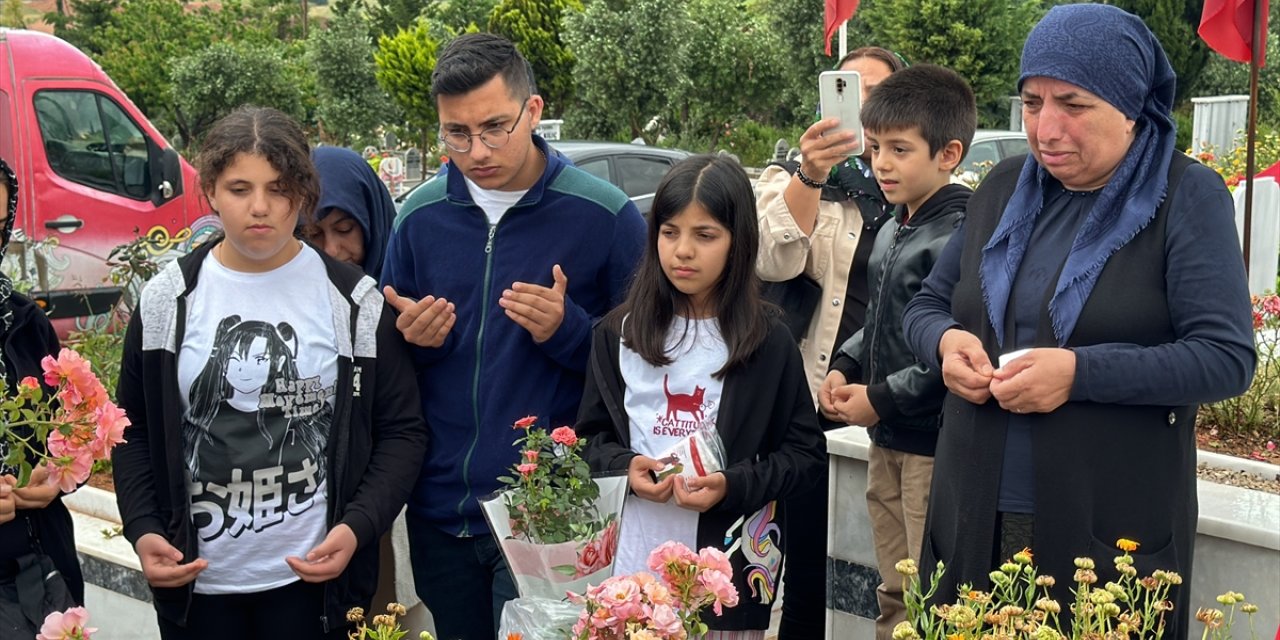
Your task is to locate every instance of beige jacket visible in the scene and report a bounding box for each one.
[755,164,866,399]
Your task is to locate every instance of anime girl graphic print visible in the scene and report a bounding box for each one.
[183,315,335,545]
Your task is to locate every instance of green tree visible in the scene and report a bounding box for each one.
[369,0,424,39]
[309,11,392,145]
[375,18,440,149]
[675,0,787,147]
[1,0,26,28]
[757,0,845,128]
[46,0,119,55]
[488,0,582,117]
[170,42,304,150]
[1112,0,1210,104]
[427,0,497,34]
[861,0,1041,127]
[562,0,688,142]
[55,0,280,140]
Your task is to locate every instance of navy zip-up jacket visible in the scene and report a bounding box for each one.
[382,136,646,535]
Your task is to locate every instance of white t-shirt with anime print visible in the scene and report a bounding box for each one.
[614,316,727,577]
[178,245,339,594]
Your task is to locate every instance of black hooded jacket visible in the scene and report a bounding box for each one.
[831,183,969,455]
[0,156,85,604]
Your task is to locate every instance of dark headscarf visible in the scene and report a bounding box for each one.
[0,157,19,388]
[310,147,396,280]
[979,4,1177,346]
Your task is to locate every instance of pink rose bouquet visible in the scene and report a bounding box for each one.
[1,348,127,491]
[569,542,740,640]
[482,416,628,601]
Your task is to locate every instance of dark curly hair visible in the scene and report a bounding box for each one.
[196,106,319,224]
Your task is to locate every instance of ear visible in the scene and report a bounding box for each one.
[527,94,545,129]
[937,140,966,173]
[204,187,219,214]
[1126,118,1137,136]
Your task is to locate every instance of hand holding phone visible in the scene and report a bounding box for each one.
[818,70,864,157]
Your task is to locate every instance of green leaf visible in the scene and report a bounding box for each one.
[551,563,579,576]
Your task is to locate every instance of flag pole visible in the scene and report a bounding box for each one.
[1242,0,1264,268]
[839,21,848,59]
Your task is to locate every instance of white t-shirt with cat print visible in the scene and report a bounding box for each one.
[615,316,727,576]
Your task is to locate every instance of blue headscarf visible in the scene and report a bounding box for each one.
[310,147,396,280]
[979,4,1177,347]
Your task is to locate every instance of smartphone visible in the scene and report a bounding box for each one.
[818,70,864,157]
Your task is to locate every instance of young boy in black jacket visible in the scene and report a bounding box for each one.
[819,64,977,640]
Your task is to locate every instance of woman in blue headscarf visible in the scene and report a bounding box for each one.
[300,147,396,279]
[902,5,1255,637]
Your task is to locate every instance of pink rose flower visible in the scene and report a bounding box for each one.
[18,376,39,391]
[597,576,642,619]
[575,538,605,577]
[697,547,732,576]
[550,426,578,446]
[517,462,537,477]
[522,449,538,462]
[647,540,696,574]
[42,349,101,408]
[90,402,129,459]
[37,606,96,640]
[47,453,92,493]
[1264,295,1280,317]
[697,569,739,615]
[513,415,538,429]
[648,603,683,637]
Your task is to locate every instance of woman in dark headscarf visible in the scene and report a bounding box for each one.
[300,147,396,279]
[0,156,85,635]
[902,5,1255,637]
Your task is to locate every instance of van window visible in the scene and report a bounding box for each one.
[34,90,151,200]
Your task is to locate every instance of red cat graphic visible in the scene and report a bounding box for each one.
[663,374,705,422]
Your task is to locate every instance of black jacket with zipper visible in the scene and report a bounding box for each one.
[575,317,826,631]
[0,293,85,604]
[112,239,428,631]
[831,184,969,456]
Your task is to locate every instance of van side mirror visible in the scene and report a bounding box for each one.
[149,145,185,206]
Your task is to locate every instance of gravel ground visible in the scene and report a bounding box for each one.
[1196,462,1280,494]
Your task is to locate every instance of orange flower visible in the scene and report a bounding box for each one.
[507,634,524,640]
[1116,538,1139,552]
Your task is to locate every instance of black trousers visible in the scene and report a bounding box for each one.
[156,579,348,640]
[778,463,829,640]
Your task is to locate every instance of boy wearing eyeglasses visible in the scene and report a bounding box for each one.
[380,33,646,640]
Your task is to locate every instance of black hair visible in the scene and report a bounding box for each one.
[196,106,319,224]
[431,33,534,101]
[608,155,771,378]
[860,63,977,159]
[836,46,908,74]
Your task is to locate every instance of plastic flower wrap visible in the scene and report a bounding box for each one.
[1,348,127,491]
[567,541,739,640]
[481,416,627,599]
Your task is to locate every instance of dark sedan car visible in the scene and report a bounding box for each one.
[395,140,691,216]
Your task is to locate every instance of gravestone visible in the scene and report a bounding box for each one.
[405,148,422,181]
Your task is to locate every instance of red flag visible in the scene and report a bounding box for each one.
[824,0,861,56]
[1260,160,1280,180]
[1198,0,1269,65]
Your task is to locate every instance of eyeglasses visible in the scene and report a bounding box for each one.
[439,101,529,154]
